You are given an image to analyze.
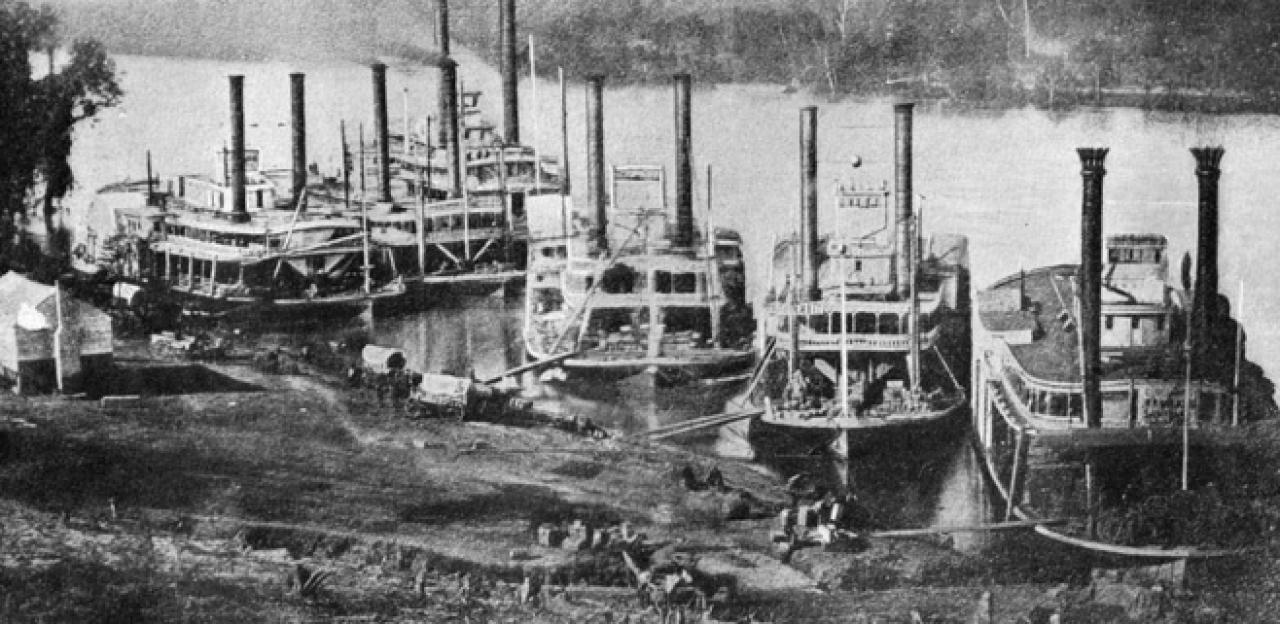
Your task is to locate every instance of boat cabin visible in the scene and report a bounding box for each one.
[173,149,280,215]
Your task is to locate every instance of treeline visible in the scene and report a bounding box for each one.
[457,0,1280,111]
[44,0,1280,111]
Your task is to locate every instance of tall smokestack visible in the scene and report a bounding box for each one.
[229,74,248,223]
[500,0,520,145]
[439,58,463,198]
[436,0,450,57]
[673,73,694,249]
[1078,147,1109,429]
[372,63,392,203]
[1192,146,1224,358]
[894,103,914,298]
[586,74,607,251]
[799,106,820,301]
[435,0,452,145]
[290,73,306,204]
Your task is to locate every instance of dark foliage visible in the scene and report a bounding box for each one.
[0,1,119,264]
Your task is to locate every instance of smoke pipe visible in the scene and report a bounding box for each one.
[435,0,450,57]
[673,73,694,249]
[500,0,520,145]
[1078,147,1109,429]
[439,58,463,198]
[372,63,392,203]
[799,105,819,301]
[894,103,914,298]
[435,0,452,145]
[290,72,307,204]
[1192,146,1225,356]
[586,74,607,251]
[229,74,248,222]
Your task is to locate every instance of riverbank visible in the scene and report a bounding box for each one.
[1,349,1278,621]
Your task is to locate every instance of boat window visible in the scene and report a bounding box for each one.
[854,260,863,271]
[673,272,698,294]
[878,314,900,334]
[1105,315,1114,330]
[654,271,672,294]
[1049,392,1068,416]
[810,314,829,333]
[256,190,264,208]
[1131,316,1141,329]
[1156,316,1165,331]
[854,312,876,334]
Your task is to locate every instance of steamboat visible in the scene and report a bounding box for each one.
[523,75,753,382]
[972,147,1261,558]
[101,75,404,318]
[722,103,969,459]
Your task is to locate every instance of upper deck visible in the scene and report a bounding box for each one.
[977,235,1183,385]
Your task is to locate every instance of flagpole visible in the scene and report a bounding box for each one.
[1232,279,1245,427]
[530,34,542,196]
[1182,301,1192,490]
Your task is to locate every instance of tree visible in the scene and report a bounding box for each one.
[0,1,120,263]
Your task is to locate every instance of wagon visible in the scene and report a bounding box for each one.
[407,373,506,420]
[360,345,407,375]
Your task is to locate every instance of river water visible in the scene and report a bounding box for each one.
[60,51,1280,553]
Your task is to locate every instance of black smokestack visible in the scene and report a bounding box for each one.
[500,0,519,145]
[439,58,462,198]
[1078,147,1109,429]
[435,0,452,145]
[372,63,392,203]
[800,105,819,301]
[673,73,694,249]
[1192,146,1225,357]
[586,74,607,251]
[436,0,450,57]
[290,72,306,204]
[894,103,914,298]
[229,74,248,223]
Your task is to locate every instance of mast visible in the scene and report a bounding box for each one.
[840,255,849,418]
[358,123,367,200]
[558,66,570,241]
[419,116,431,276]
[341,121,351,212]
[457,78,470,263]
[530,34,542,196]
[1233,280,1244,427]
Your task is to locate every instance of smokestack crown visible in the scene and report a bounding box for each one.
[1078,148,1109,174]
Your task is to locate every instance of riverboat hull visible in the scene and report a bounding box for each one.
[969,427,1243,561]
[722,396,967,460]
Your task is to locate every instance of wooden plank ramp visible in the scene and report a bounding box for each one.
[632,410,763,441]
[869,518,1067,538]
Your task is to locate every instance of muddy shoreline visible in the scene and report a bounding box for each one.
[1,349,1276,621]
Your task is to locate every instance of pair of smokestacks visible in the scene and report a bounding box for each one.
[795,103,916,302]
[1075,146,1224,428]
[583,73,698,252]
[434,0,522,201]
[224,74,310,223]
